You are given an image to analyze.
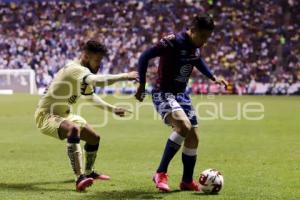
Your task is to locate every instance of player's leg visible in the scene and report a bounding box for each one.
[156,110,192,174]
[65,114,110,180]
[152,93,192,192]
[80,124,100,176]
[182,127,199,182]
[179,96,200,191]
[35,111,93,191]
[153,110,192,192]
[58,120,94,191]
[180,127,200,191]
[80,124,110,180]
[58,120,83,177]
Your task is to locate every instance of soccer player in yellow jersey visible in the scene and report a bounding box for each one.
[34,40,138,191]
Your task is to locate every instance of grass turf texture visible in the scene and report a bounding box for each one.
[0,94,299,200]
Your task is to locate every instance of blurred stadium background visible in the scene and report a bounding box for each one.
[0,0,299,95]
[0,1,299,200]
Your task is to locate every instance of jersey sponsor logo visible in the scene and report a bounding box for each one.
[175,64,193,83]
[68,95,78,104]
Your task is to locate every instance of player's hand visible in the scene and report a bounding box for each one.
[113,107,132,117]
[127,71,139,81]
[213,76,228,90]
[135,84,146,102]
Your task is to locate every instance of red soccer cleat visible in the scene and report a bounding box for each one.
[153,172,171,192]
[76,175,93,192]
[180,180,200,191]
[86,171,111,180]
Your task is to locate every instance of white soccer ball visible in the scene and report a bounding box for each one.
[199,168,224,194]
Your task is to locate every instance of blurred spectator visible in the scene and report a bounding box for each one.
[0,0,299,95]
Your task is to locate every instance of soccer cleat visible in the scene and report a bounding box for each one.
[76,174,93,192]
[86,171,111,180]
[179,180,200,191]
[153,172,171,192]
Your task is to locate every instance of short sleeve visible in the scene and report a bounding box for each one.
[80,84,94,95]
[64,62,94,95]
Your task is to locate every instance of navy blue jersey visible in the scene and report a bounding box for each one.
[138,31,215,94]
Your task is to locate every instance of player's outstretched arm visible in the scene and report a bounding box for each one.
[212,76,228,90]
[196,58,228,89]
[196,58,215,81]
[85,71,138,87]
[82,94,132,117]
[135,46,161,102]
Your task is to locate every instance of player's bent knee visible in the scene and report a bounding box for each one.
[66,124,80,138]
[58,121,80,140]
[66,125,80,143]
[93,134,100,144]
[80,126,101,145]
[68,125,80,136]
[176,120,192,137]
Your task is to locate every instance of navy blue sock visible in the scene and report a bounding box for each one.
[84,143,99,152]
[157,139,181,173]
[84,143,99,174]
[182,153,197,183]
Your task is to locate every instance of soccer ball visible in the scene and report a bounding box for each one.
[199,168,224,194]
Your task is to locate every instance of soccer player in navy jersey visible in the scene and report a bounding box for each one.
[135,14,228,192]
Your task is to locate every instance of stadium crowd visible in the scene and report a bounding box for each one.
[0,0,299,95]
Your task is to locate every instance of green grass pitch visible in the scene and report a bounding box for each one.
[0,94,299,200]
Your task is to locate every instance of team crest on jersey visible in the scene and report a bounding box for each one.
[175,64,193,83]
[180,64,193,76]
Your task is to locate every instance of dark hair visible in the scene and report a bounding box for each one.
[191,14,214,32]
[83,40,108,56]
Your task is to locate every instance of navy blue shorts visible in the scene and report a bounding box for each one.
[152,92,198,127]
